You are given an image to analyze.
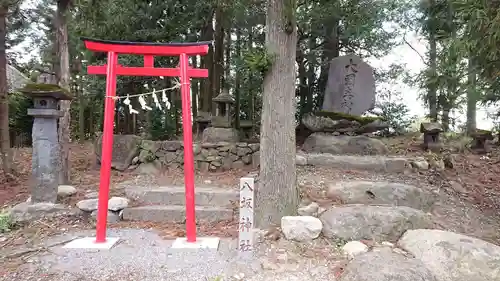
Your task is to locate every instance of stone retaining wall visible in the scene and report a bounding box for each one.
[135,139,260,172]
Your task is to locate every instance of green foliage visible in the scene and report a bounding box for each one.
[8,92,33,143]
[376,100,415,135]
[0,210,13,233]
[373,90,416,135]
[242,48,275,76]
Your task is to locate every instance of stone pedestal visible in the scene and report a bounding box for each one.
[202,127,240,143]
[21,84,72,203]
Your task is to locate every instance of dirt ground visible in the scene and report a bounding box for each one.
[1,136,500,278]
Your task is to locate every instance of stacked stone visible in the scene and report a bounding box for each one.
[136,140,260,172]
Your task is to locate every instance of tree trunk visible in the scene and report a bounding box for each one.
[256,0,299,228]
[78,84,85,142]
[224,25,231,89]
[191,56,198,132]
[427,0,438,121]
[317,14,339,108]
[0,5,11,175]
[56,0,71,184]
[306,35,316,113]
[466,56,477,134]
[296,48,307,117]
[88,104,94,139]
[248,29,255,125]
[213,5,224,98]
[234,26,241,129]
[201,18,214,113]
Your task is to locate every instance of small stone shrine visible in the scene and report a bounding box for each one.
[211,88,234,128]
[202,89,240,143]
[471,129,493,153]
[420,122,443,152]
[20,83,72,203]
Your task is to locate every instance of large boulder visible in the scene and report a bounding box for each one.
[320,205,433,242]
[302,133,388,155]
[339,248,438,281]
[281,216,323,242]
[95,134,142,171]
[398,229,500,281]
[9,202,69,222]
[327,181,436,211]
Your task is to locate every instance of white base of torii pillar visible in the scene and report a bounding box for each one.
[171,237,220,249]
[63,237,120,249]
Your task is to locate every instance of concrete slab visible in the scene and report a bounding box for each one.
[63,237,119,249]
[171,237,220,249]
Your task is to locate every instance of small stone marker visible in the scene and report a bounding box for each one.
[238,177,255,259]
[322,55,376,115]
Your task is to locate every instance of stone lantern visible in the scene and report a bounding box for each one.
[211,88,234,128]
[19,83,72,203]
[201,89,239,143]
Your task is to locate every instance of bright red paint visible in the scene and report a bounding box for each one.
[83,37,211,243]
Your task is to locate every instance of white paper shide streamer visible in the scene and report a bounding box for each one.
[138,95,153,111]
[108,81,180,114]
[123,95,139,114]
[152,89,162,110]
[161,89,171,110]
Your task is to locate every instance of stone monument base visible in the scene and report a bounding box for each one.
[202,127,240,143]
[302,133,388,155]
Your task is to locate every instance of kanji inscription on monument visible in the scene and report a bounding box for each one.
[322,55,376,115]
[238,177,255,258]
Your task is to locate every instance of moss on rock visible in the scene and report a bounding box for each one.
[19,83,72,100]
[20,83,71,96]
[315,111,383,125]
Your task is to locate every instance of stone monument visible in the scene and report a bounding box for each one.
[202,89,240,143]
[322,54,376,115]
[20,83,72,203]
[300,55,389,155]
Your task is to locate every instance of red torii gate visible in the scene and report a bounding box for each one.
[82,37,211,244]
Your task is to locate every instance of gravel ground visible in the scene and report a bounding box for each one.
[1,228,342,281]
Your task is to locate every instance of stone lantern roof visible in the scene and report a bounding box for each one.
[213,89,234,104]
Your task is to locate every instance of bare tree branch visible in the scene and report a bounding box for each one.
[403,34,429,66]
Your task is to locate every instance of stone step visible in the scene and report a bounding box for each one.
[125,185,238,207]
[122,205,235,223]
[297,153,409,173]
